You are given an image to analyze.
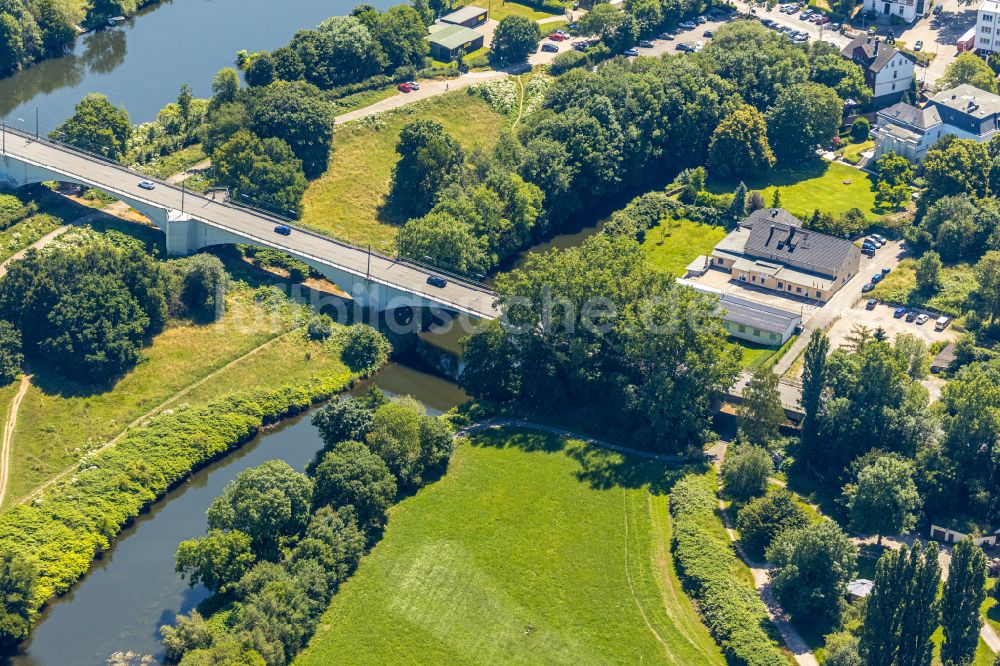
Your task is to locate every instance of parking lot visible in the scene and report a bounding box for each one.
[826,299,958,350]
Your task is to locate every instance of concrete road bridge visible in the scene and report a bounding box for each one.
[0,126,499,319]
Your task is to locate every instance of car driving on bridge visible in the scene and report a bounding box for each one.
[274,225,292,236]
[138,180,155,190]
[426,276,447,288]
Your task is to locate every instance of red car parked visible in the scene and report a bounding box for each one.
[397,83,413,93]
[548,32,567,41]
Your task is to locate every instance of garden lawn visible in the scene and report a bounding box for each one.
[867,259,976,317]
[839,139,874,166]
[641,218,727,276]
[707,159,881,222]
[302,93,507,252]
[296,429,725,666]
[465,0,564,21]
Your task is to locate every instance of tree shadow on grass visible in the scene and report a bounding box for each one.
[465,426,711,495]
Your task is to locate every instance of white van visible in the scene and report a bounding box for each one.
[934,316,950,331]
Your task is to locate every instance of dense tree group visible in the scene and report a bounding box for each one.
[459,234,741,452]
[0,241,228,383]
[243,3,430,91]
[167,392,452,665]
[0,0,77,76]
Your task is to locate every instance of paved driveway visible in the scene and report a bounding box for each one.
[892,0,975,87]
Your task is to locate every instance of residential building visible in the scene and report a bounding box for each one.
[840,33,915,104]
[862,0,924,23]
[710,208,862,303]
[426,23,484,61]
[976,0,1000,54]
[439,5,489,27]
[873,83,1000,161]
[676,279,802,345]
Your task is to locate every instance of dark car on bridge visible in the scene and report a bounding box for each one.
[426,276,447,288]
[274,225,292,236]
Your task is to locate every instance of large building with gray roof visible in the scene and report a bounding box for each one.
[873,84,1000,162]
[676,278,802,345]
[710,208,862,303]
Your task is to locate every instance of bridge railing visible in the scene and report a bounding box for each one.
[1,126,498,316]
[0,124,495,295]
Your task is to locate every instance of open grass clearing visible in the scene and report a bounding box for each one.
[301,92,507,252]
[641,218,727,277]
[707,159,881,222]
[868,259,976,317]
[296,428,725,665]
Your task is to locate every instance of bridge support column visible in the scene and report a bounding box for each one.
[164,212,200,256]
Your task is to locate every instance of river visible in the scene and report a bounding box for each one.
[7,363,465,666]
[0,0,393,136]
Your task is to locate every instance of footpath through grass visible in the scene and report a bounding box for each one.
[301,92,507,252]
[296,428,725,666]
[708,159,881,222]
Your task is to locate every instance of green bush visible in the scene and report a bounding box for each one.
[670,473,789,666]
[735,488,809,557]
[550,50,589,76]
[850,117,870,143]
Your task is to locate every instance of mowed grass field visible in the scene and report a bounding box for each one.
[707,159,880,222]
[302,93,507,252]
[296,429,725,666]
[641,218,728,276]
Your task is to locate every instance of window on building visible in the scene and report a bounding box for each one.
[738,324,746,333]
[777,281,784,288]
[816,291,822,298]
[769,332,778,341]
[796,286,802,293]
[892,83,896,90]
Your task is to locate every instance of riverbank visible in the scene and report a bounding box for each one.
[0,342,365,641]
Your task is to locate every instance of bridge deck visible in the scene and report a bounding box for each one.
[0,127,499,319]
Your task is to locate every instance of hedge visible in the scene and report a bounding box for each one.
[669,473,790,666]
[0,365,359,622]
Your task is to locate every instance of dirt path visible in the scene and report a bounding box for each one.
[983,621,1000,653]
[707,441,820,666]
[19,327,301,507]
[0,374,31,507]
[165,158,211,185]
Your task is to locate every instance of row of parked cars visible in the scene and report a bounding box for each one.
[760,19,810,44]
[861,233,888,257]
[865,299,951,329]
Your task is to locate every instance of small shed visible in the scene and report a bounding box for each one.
[847,578,874,600]
[427,24,485,61]
[930,342,957,374]
[439,5,489,27]
[684,255,709,278]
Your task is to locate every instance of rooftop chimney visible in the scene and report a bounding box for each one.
[874,37,880,55]
[786,227,796,246]
[767,225,775,244]
[771,209,779,218]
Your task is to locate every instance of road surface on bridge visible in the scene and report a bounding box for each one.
[0,127,499,319]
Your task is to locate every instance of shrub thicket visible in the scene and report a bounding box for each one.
[669,473,789,666]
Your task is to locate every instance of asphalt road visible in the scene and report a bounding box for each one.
[0,128,499,319]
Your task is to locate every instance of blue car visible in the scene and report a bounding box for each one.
[894,307,907,319]
[871,273,883,284]
[274,225,292,236]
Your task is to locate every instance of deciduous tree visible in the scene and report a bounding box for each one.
[940,52,999,93]
[767,521,858,630]
[737,366,785,447]
[708,105,776,178]
[844,454,921,545]
[721,445,772,501]
[766,82,842,163]
[50,93,131,161]
[490,15,541,66]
